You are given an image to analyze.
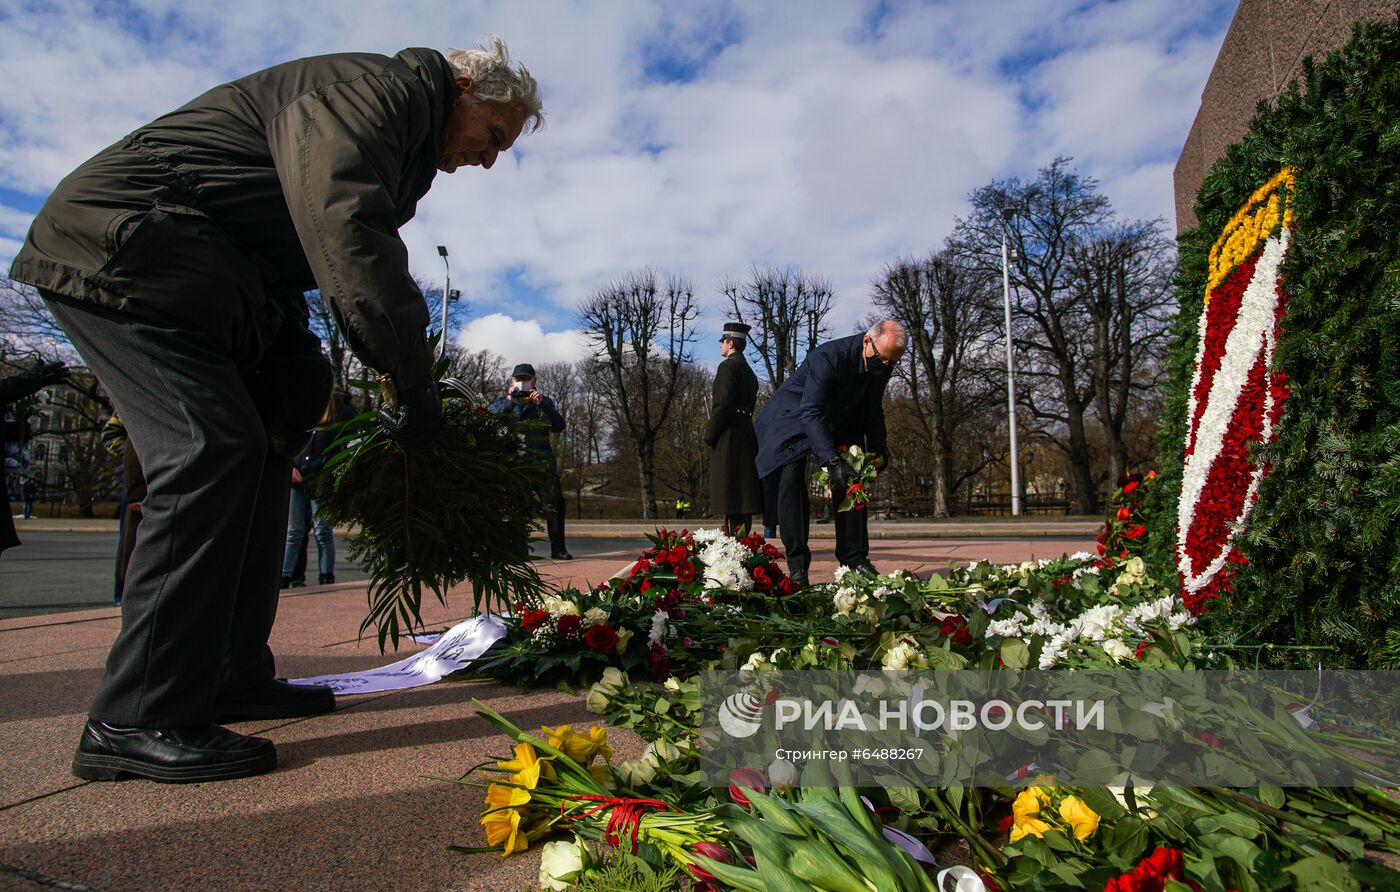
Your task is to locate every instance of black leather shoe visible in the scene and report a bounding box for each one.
[788,569,809,588]
[72,721,276,783]
[550,551,574,561]
[216,679,335,722]
[318,573,335,585]
[279,576,292,590]
[843,561,879,576]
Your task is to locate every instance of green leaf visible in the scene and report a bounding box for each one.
[1000,638,1030,670]
[1284,855,1360,892]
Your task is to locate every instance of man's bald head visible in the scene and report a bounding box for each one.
[864,320,907,368]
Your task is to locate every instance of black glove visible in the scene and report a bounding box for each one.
[379,383,442,446]
[824,458,852,494]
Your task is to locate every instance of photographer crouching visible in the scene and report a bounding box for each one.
[488,363,571,560]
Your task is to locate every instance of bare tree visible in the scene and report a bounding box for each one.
[443,346,507,401]
[721,266,834,390]
[1068,221,1177,483]
[951,157,1111,513]
[0,274,78,362]
[871,251,1004,516]
[654,364,713,513]
[578,269,700,519]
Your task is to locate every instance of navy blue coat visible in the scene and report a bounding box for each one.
[489,394,565,472]
[753,334,892,478]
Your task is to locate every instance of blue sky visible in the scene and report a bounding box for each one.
[0,0,1236,366]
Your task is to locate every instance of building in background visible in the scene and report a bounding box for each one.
[1174,0,1396,231]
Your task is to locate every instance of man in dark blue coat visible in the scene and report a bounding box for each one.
[754,321,906,584]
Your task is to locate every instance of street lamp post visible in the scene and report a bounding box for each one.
[436,245,451,362]
[1000,210,1022,517]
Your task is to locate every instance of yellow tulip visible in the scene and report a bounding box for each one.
[484,783,530,811]
[1012,786,1051,817]
[481,807,529,855]
[1059,795,1101,840]
[1009,815,1053,843]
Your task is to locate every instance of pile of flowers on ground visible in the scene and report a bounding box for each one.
[449,474,1399,890]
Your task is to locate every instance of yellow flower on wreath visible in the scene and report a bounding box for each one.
[1010,815,1054,843]
[481,804,529,855]
[1059,795,1101,840]
[498,742,554,787]
[1012,786,1051,817]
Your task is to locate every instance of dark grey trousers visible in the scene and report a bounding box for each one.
[44,293,290,727]
[768,456,870,577]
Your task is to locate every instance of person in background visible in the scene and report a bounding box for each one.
[282,392,351,587]
[675,497,691,520]
[1,360,69,556]
[753,321,906,585]
[705,322,764,537]
[489,364,571,560]
[101,413,147,603]
[20,476,38,519]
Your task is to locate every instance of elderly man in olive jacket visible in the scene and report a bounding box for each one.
[754,321,906,585]
[9,37,541,783]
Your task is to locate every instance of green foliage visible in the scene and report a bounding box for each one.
[574,853,682,892]
[313,379,552,651]
[1153,15,1400,667]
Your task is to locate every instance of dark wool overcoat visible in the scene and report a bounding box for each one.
[706,353,764,514]
[753,334,892,479]
[10,48,454,390]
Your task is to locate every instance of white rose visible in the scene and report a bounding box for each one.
[616,757,656,786]
[599,667,627,693]
[882,641,919,670]
[663,677,682,693]
[1102,639,1134,662]
[554,600,581,618]
[833,588,859,615]
[586,686,611,715]
[642,737,681,767]
[1123,556,1146,578]
[538,839,587,891]
[741,652,766,671]
[582,607,609,628]
[858,604,882,624]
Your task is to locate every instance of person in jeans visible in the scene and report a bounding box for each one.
[281,392,349,587]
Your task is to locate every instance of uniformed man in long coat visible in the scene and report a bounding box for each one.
[705,323,764,536]
[9,37,542,783]
[753,321,906,585]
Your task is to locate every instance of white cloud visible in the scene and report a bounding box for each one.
[454,312,590,369]
[0,0,1233,343]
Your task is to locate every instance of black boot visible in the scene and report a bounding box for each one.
[72,720,276,783]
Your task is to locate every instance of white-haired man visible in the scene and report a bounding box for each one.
[754,321,907,584]
[10,37,542,783]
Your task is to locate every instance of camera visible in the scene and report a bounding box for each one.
[509,385,537,402]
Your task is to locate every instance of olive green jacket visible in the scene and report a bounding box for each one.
[10,48,456,388]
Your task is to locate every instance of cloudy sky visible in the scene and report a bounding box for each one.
[0,0,1234,368]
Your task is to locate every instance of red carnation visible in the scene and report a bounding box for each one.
[668,545,688,565]
[583,623,620,654]
[676,562,697,583]
[1116,506,1132,522]
[556,615,582,640]
[1103,847,1200,892]
[1124,524,1147,539]
[631,558,650,577]
[519,609,551,632]
[751,566,774,592]
[728,767,767,807]
[762,543,782,560]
